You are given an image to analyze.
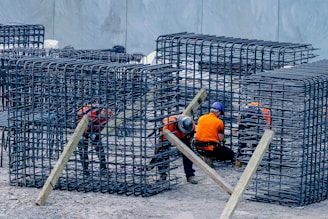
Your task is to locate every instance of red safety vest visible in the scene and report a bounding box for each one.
[77,105,113,133]
[160,115,195,141]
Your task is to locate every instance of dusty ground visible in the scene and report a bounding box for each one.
[1,149,328,219]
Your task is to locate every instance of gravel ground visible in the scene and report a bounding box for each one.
[1,149,328,219]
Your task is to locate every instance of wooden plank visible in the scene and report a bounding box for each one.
[163,129,233,195]
[220,129,275,219]
[110,88,207,138]
[182,88,207,116]
[35,115,89,206]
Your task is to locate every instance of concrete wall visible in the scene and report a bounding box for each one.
[0,0,327,59]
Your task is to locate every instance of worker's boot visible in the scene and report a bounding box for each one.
[187,176,198,184]
[157,173,167,182]
[203,156,214,168]
[81,161,90,177]
[100,163,110,176]
[83,167,90,177]
[235,159,242,169]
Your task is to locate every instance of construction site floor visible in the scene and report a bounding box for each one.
[0,149,327,219]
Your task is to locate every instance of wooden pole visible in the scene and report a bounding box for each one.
[101,92,153,135]
[182,88,207,116]
[163,129,233,195]
[35,115,89,206]
[220,129,275,219]
[147,88,207,137]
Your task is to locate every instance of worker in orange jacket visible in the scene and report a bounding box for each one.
[151,114,197,184]
[76,104,114,176]
[195,102,235,167]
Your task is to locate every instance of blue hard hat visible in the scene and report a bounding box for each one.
[211,102,224,115]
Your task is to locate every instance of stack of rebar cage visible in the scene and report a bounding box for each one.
[242,59,328,206]
[156,32,318,148]
[0,23,44,49]
[6,55,183,196]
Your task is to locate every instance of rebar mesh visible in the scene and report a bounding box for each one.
[0,48,145,111]
[240,59,328,206]
[0,23,44,49]
[6,56,183,196]
[48,48,145,63]
[155,32,327,206]
[156,32,318,148]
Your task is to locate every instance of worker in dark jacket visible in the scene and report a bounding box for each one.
[235,102,271,168]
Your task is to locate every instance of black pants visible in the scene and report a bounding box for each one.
[182,153,195,177]
[78,133,106,173]
[236,133,258,158]
[154,142,195,177]
[154,144,170,176]
[197,145,235,161]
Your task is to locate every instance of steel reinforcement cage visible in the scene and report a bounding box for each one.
[48,48,145,64]
[240,59,328,206]
[156,32,318,148]
[0,48,145,111]
[0,24,44,49]
[6,56,184,196]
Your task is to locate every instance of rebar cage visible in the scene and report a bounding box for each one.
[6,56,185,196]
[2,31,325,202]
[156,32,318,148]
[48,48,145,64]
[0,23,45,49]
[156,32,326,206]
[0,48,145,111]
[241,60,328,206]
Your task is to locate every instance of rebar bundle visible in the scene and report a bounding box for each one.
[0,23,44,49]
[239,59,328,206]
[5,56,183,196]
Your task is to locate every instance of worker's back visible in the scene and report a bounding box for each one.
[77,105,113,133]
[239,108,268,139]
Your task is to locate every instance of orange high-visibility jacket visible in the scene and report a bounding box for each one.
[77,105,113,133]
[195,112,224,151]
[247,102,271,126]
[160,114,195,143]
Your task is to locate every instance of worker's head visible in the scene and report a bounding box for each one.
[177,115,193,134]
[100,108,114,117]
[77,105,114,122]
[210,102,224,116]
[246,102,263,114]
[248,102,262,107]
